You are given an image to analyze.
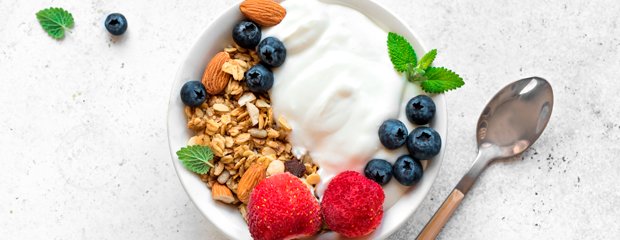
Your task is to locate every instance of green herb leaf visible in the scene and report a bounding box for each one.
[418,49,437,70]
[36,7,74,39]
[176,145,214,174]
[406,63,426,83]
[387,32,417,72]
[421,67,465,94]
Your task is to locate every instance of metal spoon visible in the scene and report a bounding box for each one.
[417,77,554,239]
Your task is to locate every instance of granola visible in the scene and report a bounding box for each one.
[184,44,319,217]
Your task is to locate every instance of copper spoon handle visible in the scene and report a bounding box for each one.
[416,189,465,240]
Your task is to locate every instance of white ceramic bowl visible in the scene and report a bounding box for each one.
[168,0,447,239]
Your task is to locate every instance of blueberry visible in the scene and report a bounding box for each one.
[105,13,128,36]
[257,37,286,68]
[364,159,393,186]
[180,81,207,107]
[232,21,261,49]
[406,95,436,125]
[392,155,423,186]
[245,64,274,93]
[378,119,408,149]
[406,127,441,160]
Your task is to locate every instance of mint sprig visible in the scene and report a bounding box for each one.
[36,7,74,40]
[387,32,464,93]
[176,145,214,174]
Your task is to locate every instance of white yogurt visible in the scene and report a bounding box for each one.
[266,0,422,207]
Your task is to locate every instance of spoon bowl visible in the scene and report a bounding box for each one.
[417,77,554,240]
[477,77,554,157]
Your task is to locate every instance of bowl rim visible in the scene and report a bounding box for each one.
[167,0,447,239]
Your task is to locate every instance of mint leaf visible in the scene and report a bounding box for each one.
[421,67,465,93]
[176,145,214,174]
[418,49,437,70]
[36,7,74,39]
[387,32,417,72]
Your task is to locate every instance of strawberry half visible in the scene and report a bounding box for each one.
[247,173,322,240]
[321,171,385,238]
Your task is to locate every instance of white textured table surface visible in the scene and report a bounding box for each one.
[2,0,620,239]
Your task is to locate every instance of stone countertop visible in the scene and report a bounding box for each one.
[1,0,619,239]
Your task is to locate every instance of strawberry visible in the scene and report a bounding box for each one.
[247,173,322,240]
[321,171,385,238]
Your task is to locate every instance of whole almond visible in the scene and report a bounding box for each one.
[237,164,267,203]
[202,52,232,95]
[240,0,286,27]
[212,183,235,204]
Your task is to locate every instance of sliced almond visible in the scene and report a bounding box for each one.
[238,92,256,106]
[246,102,260,126]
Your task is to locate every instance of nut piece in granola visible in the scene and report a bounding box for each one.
[212,183,235,204]
[238,92,257,106]
[202,52,232,95]
[237,163,267,203]
[306,173,321,185]
[239,204,249,222]
[266,160,285,176]
[213,162,225,176]
[217,170,231,184]
[246,102,260,126]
